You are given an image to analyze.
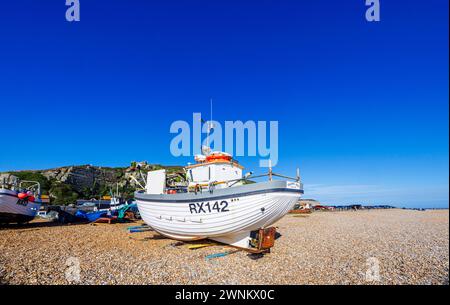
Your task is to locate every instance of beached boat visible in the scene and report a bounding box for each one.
[84,184,128,213]
[0,180,42,224]
[135,151,303,252]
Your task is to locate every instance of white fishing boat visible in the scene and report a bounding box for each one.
[107,184,128,212]
[0,180,42,224]
[134,151,303,252]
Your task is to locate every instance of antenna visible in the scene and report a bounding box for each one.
[210,98,213,127]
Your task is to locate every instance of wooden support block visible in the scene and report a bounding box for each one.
[188,243,219,250]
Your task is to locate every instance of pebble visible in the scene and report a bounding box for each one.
[0,209,448,285]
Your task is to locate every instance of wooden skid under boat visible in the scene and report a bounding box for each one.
[93,216,118,224]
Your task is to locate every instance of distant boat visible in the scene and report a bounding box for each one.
[108,183,128,212]
[0,180,42,224]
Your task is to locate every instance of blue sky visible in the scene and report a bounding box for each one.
[0,1,448,208]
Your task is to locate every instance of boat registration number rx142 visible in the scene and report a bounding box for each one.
[189,201,230,214]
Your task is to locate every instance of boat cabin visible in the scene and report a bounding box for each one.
[186,152,243,189]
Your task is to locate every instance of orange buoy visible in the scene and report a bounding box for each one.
[18,193,27,199]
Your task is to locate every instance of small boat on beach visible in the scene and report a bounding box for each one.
[76,185,128,215]
[134,151,303,252]
[0,179,42,224]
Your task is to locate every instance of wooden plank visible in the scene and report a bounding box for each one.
[188,243,219,250]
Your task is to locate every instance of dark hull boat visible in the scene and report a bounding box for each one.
[0,188,41,225]
[0,212,36,224]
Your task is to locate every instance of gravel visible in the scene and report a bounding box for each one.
[0,209,448,285]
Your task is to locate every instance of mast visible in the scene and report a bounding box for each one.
[210,97,213,129]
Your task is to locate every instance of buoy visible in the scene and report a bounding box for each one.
[18,193,27,199]
[28,196,35,202]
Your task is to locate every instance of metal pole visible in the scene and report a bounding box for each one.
[268,160,272,181]
[129,175,146,190]
[271,173,298,181]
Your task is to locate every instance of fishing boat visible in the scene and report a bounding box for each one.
[134,151,303,252]
[76,187,127,214]
[107,194,129,216]
[0,180,42,224]
[101,183,128,213]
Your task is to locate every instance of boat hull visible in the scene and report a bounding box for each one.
[135,180,302,249]
[0,189,41,224]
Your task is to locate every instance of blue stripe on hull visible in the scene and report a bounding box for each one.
[136,187,303,203]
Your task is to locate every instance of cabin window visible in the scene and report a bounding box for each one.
[189,170,193,181]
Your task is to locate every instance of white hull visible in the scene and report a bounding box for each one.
[136,181,302,249]
[0,189,41,223]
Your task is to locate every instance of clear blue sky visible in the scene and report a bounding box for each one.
[0,1,448,208]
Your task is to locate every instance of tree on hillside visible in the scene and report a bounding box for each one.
[49,183,79,205]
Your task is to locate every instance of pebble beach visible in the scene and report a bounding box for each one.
[0,209,448,285]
